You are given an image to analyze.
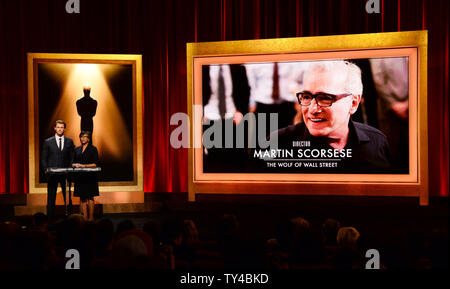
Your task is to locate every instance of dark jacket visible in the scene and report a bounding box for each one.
[73,144,99,196]
[202,64,250,114]
[41,136,74,169]
[252,120,393,174]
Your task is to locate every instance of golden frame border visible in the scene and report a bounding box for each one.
[187,31,428,205]
[27,53,143,198]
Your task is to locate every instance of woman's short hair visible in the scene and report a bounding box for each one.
[79,131,92,140]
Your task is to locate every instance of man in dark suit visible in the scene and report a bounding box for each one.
[41,120,74,219]
[251,60,392,174]
[202,64,250,121]
[202,64,250,172]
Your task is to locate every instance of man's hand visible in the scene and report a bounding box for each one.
[233,111,244,125]
[391,101,408,119]
[72,163,83,168]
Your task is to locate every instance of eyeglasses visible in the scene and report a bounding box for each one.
[296,91,352,107]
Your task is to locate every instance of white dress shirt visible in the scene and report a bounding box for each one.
[369,57,409,105]
[245,61,309,107]
[204,64,237,120]
[55,134,64,150]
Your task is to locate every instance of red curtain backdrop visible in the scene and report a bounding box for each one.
[0,0,448,196]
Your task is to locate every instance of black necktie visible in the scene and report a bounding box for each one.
[272,62,280,102]
[59,137,62,151]
[218,65,226,119]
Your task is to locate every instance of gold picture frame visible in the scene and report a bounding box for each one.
[187,31,428,205]
[27,53,143,203]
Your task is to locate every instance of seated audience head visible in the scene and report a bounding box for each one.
[62,214,87,237]
[217,214,239,241]
[291,217,310,240]
[264,238,280,252]
[116,219,136,237]
[337,226,360,249]
[143,221,161,249]
[67,213,86,226]
[95,218,114,253]
[265,250,289,270]
[183,219,199,243]
[112,229,154,269]
[322,218,341,246]
[276,219,294,252]
[55,214,87,250]
[33,212,48,231]
[161,219,184,246]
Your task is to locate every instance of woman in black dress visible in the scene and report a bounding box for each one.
[72,131,99,222]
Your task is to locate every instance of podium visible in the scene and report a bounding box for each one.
[45,167,101,216]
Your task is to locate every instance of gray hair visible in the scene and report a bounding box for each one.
[305,60,363,96]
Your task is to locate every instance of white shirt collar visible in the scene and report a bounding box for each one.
[55,134,64,149]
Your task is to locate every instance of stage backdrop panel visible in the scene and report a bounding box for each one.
[28,53,143,200]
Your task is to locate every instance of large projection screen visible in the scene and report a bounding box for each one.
[187,31,428,205]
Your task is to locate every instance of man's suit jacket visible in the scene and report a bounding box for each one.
[202,64,250,115]
[41,136,75,169]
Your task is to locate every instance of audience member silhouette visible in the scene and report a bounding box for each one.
[112,229,155,269]
[0,212,447,270]
[322,218,341,246]
[94,218,114,259]
[115,219,136,238]
[143,220,162,252]
[334,227,363,269]
[33,212,49,232]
